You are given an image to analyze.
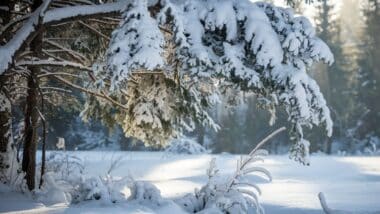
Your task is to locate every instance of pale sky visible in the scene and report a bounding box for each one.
[251,0,344,26]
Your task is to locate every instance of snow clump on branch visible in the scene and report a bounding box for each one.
[89,0,334,164]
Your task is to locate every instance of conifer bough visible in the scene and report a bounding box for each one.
[88,0,334,165]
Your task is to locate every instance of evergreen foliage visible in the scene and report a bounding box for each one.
[89,0,334,164]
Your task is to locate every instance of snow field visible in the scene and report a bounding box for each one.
[1,152,380,213]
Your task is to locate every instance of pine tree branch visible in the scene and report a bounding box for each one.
[40,86,72,94]
[0,13,32,39]
[44,39,88,63]
[77,20,110,41]
[16,59,92,71]
[52,75,127,110]
[88,18,119,25]
[38,71,80,78]
[0,0,52,75]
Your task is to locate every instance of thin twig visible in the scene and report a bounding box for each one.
[44,39,87,63]
[78,20,110,41]
[41,86,72,94]
[227,127,286,191]
[38,72,80,78]
[248,127,286,157]
[16,59,92,71]
[53,75,127,110]
[0,13,32,39]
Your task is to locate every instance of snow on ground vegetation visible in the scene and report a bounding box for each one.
[1,151,380,214]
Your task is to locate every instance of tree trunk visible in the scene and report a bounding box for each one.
[197,126,205,146]
[0,0,16,184]
[0,0,14,44]
[0,92,10,153]
[21,0,43,191]
[324,137,333,155]
[22,73,39,190]
[0,90,13,183]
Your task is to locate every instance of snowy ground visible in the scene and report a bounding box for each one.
[1,151,380,214]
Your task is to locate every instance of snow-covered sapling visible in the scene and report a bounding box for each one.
[128,180,166,206]
[176,127,285,214]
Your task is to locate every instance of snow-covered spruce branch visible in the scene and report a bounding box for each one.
[16,58,130,111]
[0,0,126,75]
[1,0,335,165]
[42,1,126,25]
[0,0,51,75]
[98,0,334,164]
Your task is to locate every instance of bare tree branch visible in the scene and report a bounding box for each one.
[78,21,110,41]
[16,59,92,71]
[0,13,32,39]
[52,75,127,110]
[44,39,88,63]
[38,71,80,78]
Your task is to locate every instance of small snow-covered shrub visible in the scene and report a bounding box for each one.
[37,152,128,205]
[176,156,269,214]
[38,152,84,183]
[165,138,209,154]
[128,180,166,206]
[176,128,284,214]
[36,173,70,205]
[70,175,128,204]
[363,136,380,155]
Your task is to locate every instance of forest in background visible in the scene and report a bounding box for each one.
[19,0,379,155]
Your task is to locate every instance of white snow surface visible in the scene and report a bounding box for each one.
[43,1,125,24]
[1,151,380,214]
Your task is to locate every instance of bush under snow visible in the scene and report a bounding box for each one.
[36,152,128,205]
[165,138,210,154]
[174,128,283,214]
[128,180,166,206]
